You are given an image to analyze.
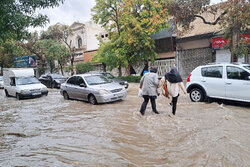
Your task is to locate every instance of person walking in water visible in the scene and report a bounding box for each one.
[161,67,187,116]
[139,67,159,116]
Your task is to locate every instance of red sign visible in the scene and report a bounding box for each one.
[212,34,250,49]
[212,37,228,48]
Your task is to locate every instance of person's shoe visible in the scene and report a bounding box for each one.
[153,111,159,114]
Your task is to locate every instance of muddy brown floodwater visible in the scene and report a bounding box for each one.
[0,83,250,167]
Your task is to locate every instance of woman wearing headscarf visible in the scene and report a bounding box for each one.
[139,67,159,115]
[160,67,187,116]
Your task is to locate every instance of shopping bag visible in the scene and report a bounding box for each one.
[138,89,143,97]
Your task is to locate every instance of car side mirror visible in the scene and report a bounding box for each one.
[80,83,87,87]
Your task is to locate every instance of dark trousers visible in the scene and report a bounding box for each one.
[172,94,179,115]
[139,95,157,115]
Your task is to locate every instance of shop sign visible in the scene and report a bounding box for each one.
[212,34,250,49]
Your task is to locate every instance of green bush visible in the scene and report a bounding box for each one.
[117,75,142,83]
[75,62,94,74]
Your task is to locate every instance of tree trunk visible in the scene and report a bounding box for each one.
[70,54,75,75]
[118,65,122,76]
[231,24,241,62]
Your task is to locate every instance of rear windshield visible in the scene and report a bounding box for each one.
[243,66,250,70]
[50,74,66,79]
[84,75,111,85]
[16,77,40,85]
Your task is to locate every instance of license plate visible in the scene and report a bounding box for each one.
[32,92,41,95]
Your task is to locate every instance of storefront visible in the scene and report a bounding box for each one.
[212,34,250,63]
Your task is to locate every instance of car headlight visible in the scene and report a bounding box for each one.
[41,87,47,91]
[99,89,109,95]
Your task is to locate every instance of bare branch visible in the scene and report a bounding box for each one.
[194,11,227,25]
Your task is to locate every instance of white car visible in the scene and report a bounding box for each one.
[0,76,4,88]
[186,63,250,103]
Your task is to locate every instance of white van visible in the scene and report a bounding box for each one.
[3,68,48,100]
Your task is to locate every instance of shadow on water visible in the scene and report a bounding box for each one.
[207,98,250,108]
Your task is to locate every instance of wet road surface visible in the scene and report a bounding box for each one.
[0,84,250,166]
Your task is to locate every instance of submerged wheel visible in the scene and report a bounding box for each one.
[88,94,97,105]
[16,93,22,100]
[5,90,10,97]
[51,82,56,89]
[63,91,69,100]
[190,88,204,102]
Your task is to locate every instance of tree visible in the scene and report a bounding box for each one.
[92,0,169,76]
[41,24,76,75]
[165,0,250,62]
[75,62,94,74]
[0,40,30,74]
[0,0,64,43]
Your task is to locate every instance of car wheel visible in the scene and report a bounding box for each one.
[63,91,69,100]
[16,93,22,100]
[51,82,56,89]
[190,88,204,102]
[88,94,97,105]
[5,90,10,97]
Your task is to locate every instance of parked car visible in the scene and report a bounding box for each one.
[0,76,3,88]
[0,76,4,88]
[3,68,48,100]
[60,74,127,105]
[99,72,129,89]
[186,63,250,103]
[39,73,67,88]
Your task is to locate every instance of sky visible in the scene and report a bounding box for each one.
[31,0,224,32]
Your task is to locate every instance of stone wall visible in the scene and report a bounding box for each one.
[177,47,214,79]
[150,59,175,78]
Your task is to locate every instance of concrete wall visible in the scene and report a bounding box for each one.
[177,38,210,50]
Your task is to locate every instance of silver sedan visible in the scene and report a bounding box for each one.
[60,74,127,104]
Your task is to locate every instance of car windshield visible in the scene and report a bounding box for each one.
[16,77,40,85]
[0,77,3,81]
[243,66,250,70]
[50,74,66,79]
[85,75,111,85]
[104,73,115,79]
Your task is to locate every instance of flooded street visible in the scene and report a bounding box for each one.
[0,83,250,167]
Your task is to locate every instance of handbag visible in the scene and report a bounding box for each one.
[162,81,169,98]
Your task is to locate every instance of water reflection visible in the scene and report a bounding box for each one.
[0,85,250,166]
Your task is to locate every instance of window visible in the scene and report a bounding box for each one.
[67,76,77,85]
[201,66,223,78]
[76,76,85,86]
[78,38,82,49]
[244,66,250,70]
[227,66,249,80]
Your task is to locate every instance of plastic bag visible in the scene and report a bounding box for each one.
[138,89,143,97]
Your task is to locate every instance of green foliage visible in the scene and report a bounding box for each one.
[64,65,73,73]
[0,40,30,70]
[117,76,142,83]
[75,62,94,74]
[92,0,169,75]
[0,0,64,43]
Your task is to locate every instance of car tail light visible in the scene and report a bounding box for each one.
[187,73,191,82]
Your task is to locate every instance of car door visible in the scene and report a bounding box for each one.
[65,76,79,99]
[200,66,225,98]
[74,76,89,101]
[225,66,250,101]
